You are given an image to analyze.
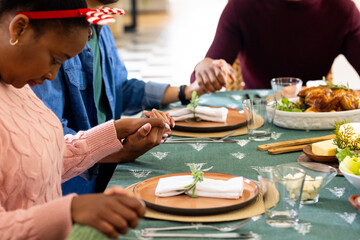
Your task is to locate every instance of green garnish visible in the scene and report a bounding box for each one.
[186,91,201,122]
[336,148,356,163]
[321,82,349,91]
[321,76,348,90]
[184,163,213,198]
[276,98,307,112]
[334,120,360,150]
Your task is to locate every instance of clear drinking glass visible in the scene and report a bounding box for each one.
[279,162,337,204]
[258,165,306,228]
[271,77,303,102]
[242,98,276,141]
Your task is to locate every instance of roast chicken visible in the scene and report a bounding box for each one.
[297,86,360,112]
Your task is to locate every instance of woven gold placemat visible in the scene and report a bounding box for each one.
[171,113,264,138]
[127,182,265,223]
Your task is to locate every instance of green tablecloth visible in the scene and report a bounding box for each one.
[72,90,360,240]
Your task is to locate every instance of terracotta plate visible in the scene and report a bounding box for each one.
[167,107,246,133]
[349,195,360,211]
[133,172,259,216]
[303,145,337,163]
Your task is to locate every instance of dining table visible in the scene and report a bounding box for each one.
[68,89,360,240]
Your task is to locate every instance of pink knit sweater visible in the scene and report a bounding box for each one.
[0,82,123,239]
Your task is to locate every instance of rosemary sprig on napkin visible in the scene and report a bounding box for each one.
[186,91,201,122]
[184,163,213,198]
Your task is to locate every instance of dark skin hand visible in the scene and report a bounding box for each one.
[194,58,236,93]
[100,109,173,163]
[120,123,166,161]
[71,192,145,239]
[100,122,169,163]
[143,109,175,128]
[114,117,170,140]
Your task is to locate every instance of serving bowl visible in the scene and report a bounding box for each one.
[278,162,337,204]
[267,98,360,130]
[339,165,360,191]
[273,109,360,130]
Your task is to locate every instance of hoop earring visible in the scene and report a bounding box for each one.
[9,38,18,46]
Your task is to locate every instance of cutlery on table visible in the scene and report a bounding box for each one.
[141,232,254,239]
[142,218,251,232]
[165,139,237,143]
[257,134,335,154]
[267,144,308,155]
[166,131,236,143]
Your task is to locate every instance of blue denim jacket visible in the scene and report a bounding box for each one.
[32,26,169,194]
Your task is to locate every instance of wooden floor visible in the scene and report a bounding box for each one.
[115,0,360,89]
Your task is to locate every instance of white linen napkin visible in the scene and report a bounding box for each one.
[155,175,244,199]
[169,106,228,123]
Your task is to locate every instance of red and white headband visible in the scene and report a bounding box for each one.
[17,7,125,25]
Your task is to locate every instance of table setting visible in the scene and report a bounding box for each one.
[95,79,360,240]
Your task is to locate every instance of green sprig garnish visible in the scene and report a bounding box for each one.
[321,77,349,91]
[276,98,307,112]
[186,91,201,122]
[334,120,360,150]
[184,163,213,198]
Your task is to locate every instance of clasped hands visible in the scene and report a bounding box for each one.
[193,57,236,93]
[99,109,174,163]
[71,109,173,238]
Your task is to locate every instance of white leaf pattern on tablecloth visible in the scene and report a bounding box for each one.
[250,166,260,172]
[251,215,261,221]
[231,95,242,101]
[134,230,151,240]
[336,212,357,224]
[236,140,249,147]
[186,163,209,170]
[249,231,261,240]
[286,199,296,207]
[271,132,282,140]
[189,143,207,151]
[294,222,312,235]
[130,170,152,178]
[150,152,169,160]
[231,152,245,160]
[326,187,345,198]
[198,98,208,104]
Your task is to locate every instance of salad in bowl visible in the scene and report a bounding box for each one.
[335,122,360,190]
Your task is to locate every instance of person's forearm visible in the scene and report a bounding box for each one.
[161,85,205,105]
[161,86,183,105]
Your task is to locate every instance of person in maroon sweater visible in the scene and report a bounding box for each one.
[191,0,360,90]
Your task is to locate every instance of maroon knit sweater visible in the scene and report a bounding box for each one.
[191,0,360,89]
